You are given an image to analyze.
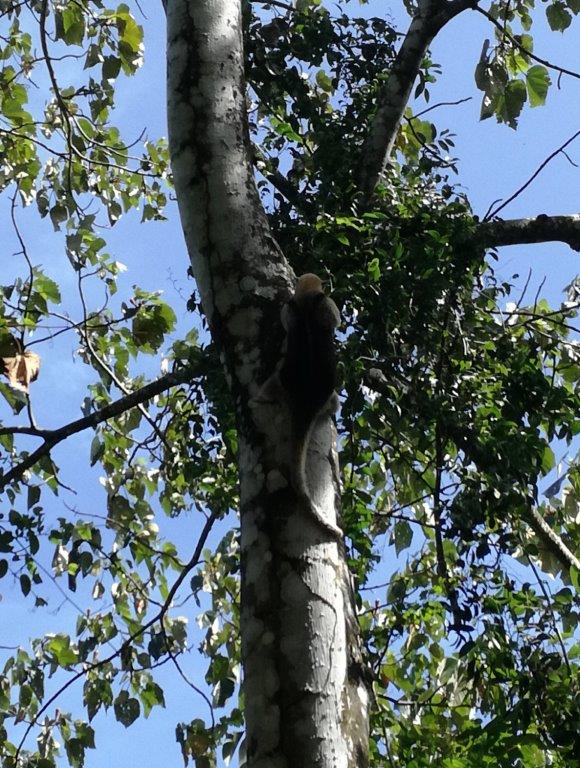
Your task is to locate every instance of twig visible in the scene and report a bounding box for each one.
[253,146,314,215]
[9,192,39,429]
[162,628,216,730]
[412,96,472,118]
[13,510,219,762]
[476,6,580,81]
[0,364,199,491]
[525,553,571,674]
[485,130,580,220]
[76,273,170,451]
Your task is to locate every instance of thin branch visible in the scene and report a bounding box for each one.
[403,114,457,169]
[39,0,71,141]
[38,0,158,179]
[0,127,69,159]
[253,146,315,216]
[9,191,39,429]
[13,510,219,762]
[412,96,472,118]
[485,130,580,220]
[366,363,579,576]
[0,363,200,491]
[162,628,216,730]
[75,272,170,450]
[9,193,34,347]
[525,553,571,674]
[69,505,183,567]
[476,6,580,82]
[26,309,132,348]
[254,0,294,11]
[476,214,580,252]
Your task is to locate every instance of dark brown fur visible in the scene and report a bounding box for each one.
[279,274,342,537]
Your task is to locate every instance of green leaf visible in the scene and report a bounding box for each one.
[316,70,333,93]
[367,257,381,281]
[49,203,69,231]
[27,484,41,509]
[222,732,243,766]
[526,65,551,107]
[140,680,166,717]
[271,117,302,143]
[546,1,573,30]
[570,565,579,591]
[89,436,105,466]
[113,5,144,74]
[75,722,95,749]
[102,56,122,81]
[84,678,113,721]
[541,445,555,474]
[394,520,413,555]
[500,79,527,127]
[55,5,86,46]
[34,270,61,304]
[518,34,534,55]
[47,634,78,666]
[213,677,235,707]
[474,61,489,92]
[64,738,82,768]
[115,6,143,53]
[132,302,176,352]
[114,690,140,727]
[84,44,102,69]
[20,573,31,596]
[0,530,14,553]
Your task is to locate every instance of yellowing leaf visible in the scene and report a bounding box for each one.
[1,350,41,392]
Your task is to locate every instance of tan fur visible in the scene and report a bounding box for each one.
[294,273,323,296]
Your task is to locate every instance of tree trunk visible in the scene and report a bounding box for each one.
[166,1,369,765]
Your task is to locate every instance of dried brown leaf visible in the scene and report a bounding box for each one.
[1,351,41,393]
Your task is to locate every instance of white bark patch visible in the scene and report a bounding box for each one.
[168,0,276,336]
[239,439,265,500]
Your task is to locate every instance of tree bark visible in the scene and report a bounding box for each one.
[476,214,580,252]
[166,1,369,765]
[359,0,476,202]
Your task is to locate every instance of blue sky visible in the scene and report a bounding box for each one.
[0,1,578,766]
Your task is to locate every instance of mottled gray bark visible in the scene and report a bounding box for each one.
[359,0,476,202]
[476,214,580,252]
[166,1,369,765]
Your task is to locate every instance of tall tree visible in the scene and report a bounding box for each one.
[0,1,578,767]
